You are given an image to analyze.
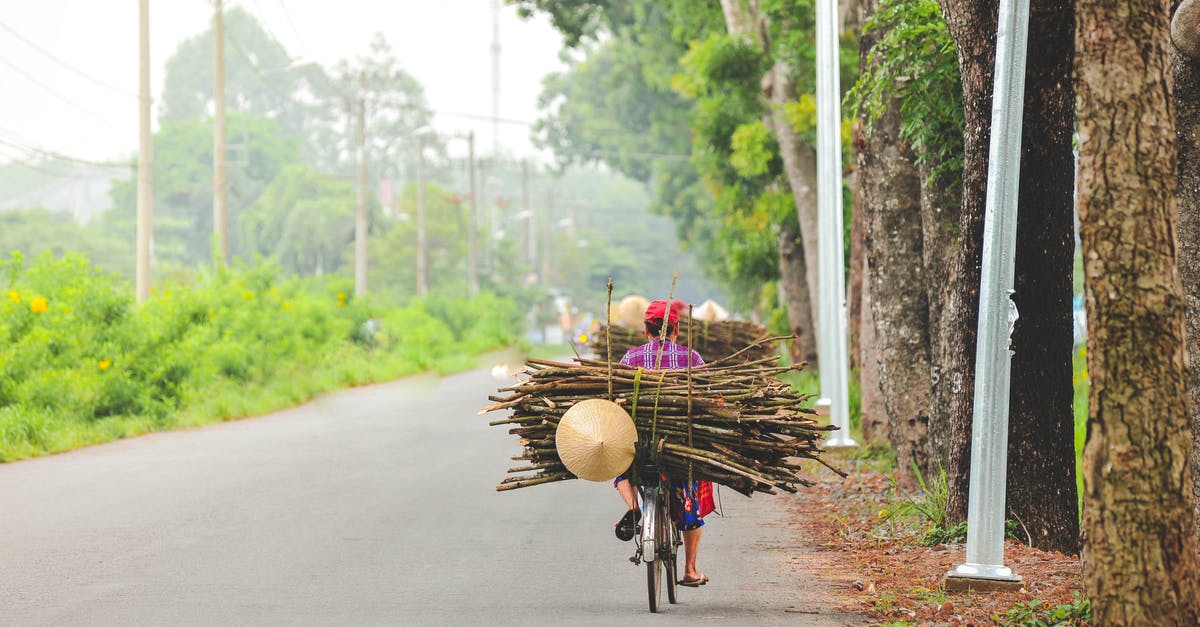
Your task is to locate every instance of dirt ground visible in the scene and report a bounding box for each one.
[780,453,1085,626]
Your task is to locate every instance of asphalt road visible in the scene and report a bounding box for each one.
[0,350,863,626]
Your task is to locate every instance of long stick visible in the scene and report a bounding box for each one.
[606,277,613,401]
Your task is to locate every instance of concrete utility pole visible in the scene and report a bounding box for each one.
[491,0,501,155]
[136,0,153,303]
[946,0,1030,592]
[354,70,368,296]
[816,0,855,447]
[522,159,535,269]
[212,0,228,265]
[541,188,553,286]
[416,133,428,295]
[467,131,480,295]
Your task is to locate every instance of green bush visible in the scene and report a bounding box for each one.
[0,251,521,461]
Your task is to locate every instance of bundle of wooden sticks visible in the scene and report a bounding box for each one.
[483,350,842,496]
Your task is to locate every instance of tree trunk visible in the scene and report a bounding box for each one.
[1078,0,1200,620]
[862,109,931,480]
[859,245,889,444]
[765,62,824,365]
[919,164,960,471]
[1004,0,1079,556]
[857,0,933,481]
[938,0,997,524]
[848,142,865,371]
[1174,1,1200,539]
[780,226,820,366]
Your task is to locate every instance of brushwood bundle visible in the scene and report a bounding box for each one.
[589,317,777,364]
[482,350,843,497]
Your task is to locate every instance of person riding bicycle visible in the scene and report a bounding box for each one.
[613,299,714,588]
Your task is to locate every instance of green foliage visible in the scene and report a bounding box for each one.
[846,0,964,187]
[876,460,951,544]
[0,252,519,462]
[995,593,1092,627]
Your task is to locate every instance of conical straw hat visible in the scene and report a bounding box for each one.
[693,298,730,322]
[555,398,637,481]
[617,295,649,328]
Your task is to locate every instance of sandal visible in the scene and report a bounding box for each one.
[615,508,641,541]
[678,574,709,587]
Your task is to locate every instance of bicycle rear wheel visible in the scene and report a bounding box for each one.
[646,493,663,613]
[661,498,678,604]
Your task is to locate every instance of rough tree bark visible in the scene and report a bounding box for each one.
[1173,0,1200,538]
[1004,0,1079,555]
[848,163,864,371]
[859,263,889,443]
[918,165,960,470]
[1077,0,1200,620]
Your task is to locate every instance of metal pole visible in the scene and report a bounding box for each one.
[467,131,480,295]
[416,134,428,296]
[354,70,368,296]
[490,0,501,155]
[136,0,153,303]
[213,0,228,266]
[946,0,1030,588]
[816,0,856,447]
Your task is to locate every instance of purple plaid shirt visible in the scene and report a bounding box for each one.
[619,339,705,370]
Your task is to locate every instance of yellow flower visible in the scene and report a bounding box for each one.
[208,308,216,319]
[878,509,890,519]
[269,288,278,297]
[62,306,71,314]
[282,301,292,310]
[7,290,19,303]
[243,291,254,300]
[30,296,48,314]
[164,289,171,297]
[98,359,112,371]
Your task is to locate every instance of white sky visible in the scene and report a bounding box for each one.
[0,0,566,163]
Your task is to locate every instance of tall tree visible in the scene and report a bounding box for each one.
[1077,0,1200,620]
[852,0,935,479]
[1172,0,1200,535]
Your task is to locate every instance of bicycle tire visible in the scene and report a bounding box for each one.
[646,493,663,613]
[662,498,678,604]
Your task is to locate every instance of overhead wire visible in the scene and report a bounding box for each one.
[0,21,135,100]
[0,55,121,128]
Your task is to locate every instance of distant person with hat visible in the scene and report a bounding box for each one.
[613,299,715,588]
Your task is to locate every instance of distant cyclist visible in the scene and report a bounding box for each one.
[613,299,714,588]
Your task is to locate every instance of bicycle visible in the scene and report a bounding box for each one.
[627,460,682,613]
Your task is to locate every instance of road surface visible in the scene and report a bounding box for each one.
[0,350,863,625]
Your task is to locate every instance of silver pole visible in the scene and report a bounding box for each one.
[816,0,855,447]
[947,0,1029,586]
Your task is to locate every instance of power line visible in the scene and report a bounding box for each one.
[0,55,121,128]
[273,0,312,60]
[0,22,135,99]
[0,132,131,171]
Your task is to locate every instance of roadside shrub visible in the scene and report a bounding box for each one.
[0,251,522,461]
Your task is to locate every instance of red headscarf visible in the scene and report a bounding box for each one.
[644,299,686,326]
